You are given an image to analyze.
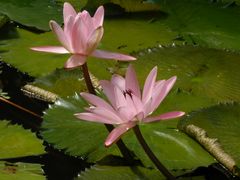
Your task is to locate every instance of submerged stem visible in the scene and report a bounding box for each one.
[133,125,176,180]
[0,96,41,119]
[81,63,134,163]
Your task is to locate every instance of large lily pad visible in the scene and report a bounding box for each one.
[123,122,215,170]
[41,95,215,171]
[0,120,45,159]
[0,0,62,31]
[86,0,161,12]
[41,94,119,161]
[0,161,44,180]
[0,10,178,77]
[56,0,88,11]
[32,68,86,98]
[158,0,240,51]
[0,27,68,77]
[178,103,240,170]
[78,165,164,179]
[131,46,240,103]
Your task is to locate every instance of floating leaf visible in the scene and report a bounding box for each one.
[158,0,240,51]
[41,95,215,171]
[0,161,44,180]
[0,27,68,77]
[56,0,88,10]
[0,0,62,31]
[178,103,240,172]
[86,0,160,12]
[131,46,240,103]
[32,68,86,98]
[41,94,120,161]
[0,120,45,159]
[78,165,164,179]
[123,122,215,170]
[111,0,160,12]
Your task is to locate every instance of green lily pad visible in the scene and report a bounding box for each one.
[78,165,164,180]
[56,0,88,10]
[158,0,240,51]
[0,161,44,180]
[0,120,45,159]
[42,94,120,161]
[101,14,178,54]
[32,68,86,98]
[131,46,240,103]
[0,0,62,31]
[0,10,178,77]
[123,122,215,170]
[86,0,160,12]
[0,27,68,77]
[178,103,240,170]
[41,95,215,171]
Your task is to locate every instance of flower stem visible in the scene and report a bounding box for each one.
[81,63,134,163]
[81,63,96,95]
[133,125,176,180]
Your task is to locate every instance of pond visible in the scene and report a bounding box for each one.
[0,0,240,179]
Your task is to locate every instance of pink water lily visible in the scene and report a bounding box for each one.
[75,65,185,147]
[31,2,136,68]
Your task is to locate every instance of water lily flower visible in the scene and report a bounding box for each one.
[75,65,185,147]
[31,2,136,68]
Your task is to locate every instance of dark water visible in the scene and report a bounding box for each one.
[0,61,239,180]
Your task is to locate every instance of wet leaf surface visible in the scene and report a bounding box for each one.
[0,120,45,159]
[0,0,62,31]
[42,95,215,171]
[0,161,44,180]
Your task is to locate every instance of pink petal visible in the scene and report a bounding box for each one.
[111,74,125,91]
[142,66,158,104]
[105,122,136,147]
[93,6,104,27]
[136,112,144,121]
[91,49,136,61]
[131,94,144,117]
[118,106,134,122]
[86,26,104,54]
[145,80,165,114]
[143,111,185,123]
[80,92,114,112]
[142,98,153,117]
[71,16,86,53]
[64,16,74,50]
[123,95,137,120]
[75,112,115,124]
[89,107,123,124]
[80,10,94,32]
[100,80,116,108]
[49,20,71,51]
[63,2,77,24]
[30,46,69,54]
[64,54,87,69]
[126,65,141,98]
[150,76,177,112]
[114,86,127,109]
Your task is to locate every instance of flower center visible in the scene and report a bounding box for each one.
[123,89,133,98]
